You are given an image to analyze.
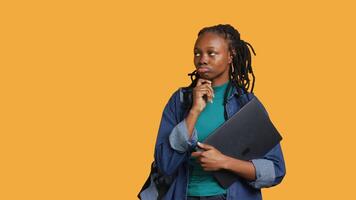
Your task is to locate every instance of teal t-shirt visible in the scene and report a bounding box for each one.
[187,80,232,196]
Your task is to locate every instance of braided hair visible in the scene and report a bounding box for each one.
[182,24,256,120]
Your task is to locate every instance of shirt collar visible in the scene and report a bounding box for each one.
[226,84,246,101]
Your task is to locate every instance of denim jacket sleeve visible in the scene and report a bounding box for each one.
[245,93,286,189]
[154,89,197,176]
[169,119,198,153]
[248,143,286,189]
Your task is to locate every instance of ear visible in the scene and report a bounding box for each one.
[228,49,236,64]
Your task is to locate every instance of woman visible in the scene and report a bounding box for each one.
[149,24,285,200]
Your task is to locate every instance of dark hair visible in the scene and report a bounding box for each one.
[182,24,256,120]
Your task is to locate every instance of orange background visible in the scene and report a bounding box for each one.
[1,0,355,199]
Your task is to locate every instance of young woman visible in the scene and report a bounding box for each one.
[150,24,285,200]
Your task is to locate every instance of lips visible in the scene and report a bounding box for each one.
[197,67,210,73]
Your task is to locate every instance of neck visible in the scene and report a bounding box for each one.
[212,78,230,87]
[211,69,230,87]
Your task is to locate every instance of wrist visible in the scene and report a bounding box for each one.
[189,108,201,116]
[221,155,232,170]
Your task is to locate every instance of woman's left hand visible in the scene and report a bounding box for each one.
[191,142,229,171]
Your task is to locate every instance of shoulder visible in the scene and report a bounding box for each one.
[232,89,256,106]
[163,87,189,112]
[234,91,267,111]
[160,87,191,122]
[167,86,192,105]
[245,93,270,116]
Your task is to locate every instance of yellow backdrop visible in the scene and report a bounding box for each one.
[1,0,355,199]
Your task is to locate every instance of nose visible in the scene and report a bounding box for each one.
[197,54,208,67]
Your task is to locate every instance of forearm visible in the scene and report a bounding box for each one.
[168,109,199,154]
[222,156,256,181]
[185,109,200,139]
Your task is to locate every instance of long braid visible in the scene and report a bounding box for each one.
[183,24,256,119]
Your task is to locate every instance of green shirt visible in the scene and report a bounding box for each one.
[187,80,232,196]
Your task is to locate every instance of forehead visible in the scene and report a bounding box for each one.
[194,32,229,50]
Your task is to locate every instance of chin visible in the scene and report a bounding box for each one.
[198,73,212,80]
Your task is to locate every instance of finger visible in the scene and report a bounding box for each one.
[199,84,212,94]
[200,78,212,85]
[201,164,213,171]
[198,88,211,98]
[197,142,214,150]
[191,151,202,157]
[199,157,207,163]
[196,89,209,98]
[201,84,214,101]
[203,167,215,171]
[206,84,215,98]
[196,78,212,87]
[197,89,212,103]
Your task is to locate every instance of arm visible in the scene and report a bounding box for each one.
[185,109,201,139]
[191,142,256,181]
[222,157,256,181]
[193,142,286,189]
[245,93,286,188]
[155,79,215,176]
[154,90,198,176]
[223,143,286,188]
[246,143,286,189]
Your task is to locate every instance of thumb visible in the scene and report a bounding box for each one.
[197,142,214,150]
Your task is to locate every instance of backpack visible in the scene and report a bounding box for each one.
[137,161,175,200]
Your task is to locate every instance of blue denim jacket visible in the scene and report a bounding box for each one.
[153,86,286,200]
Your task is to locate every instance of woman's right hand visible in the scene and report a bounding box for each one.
[191,78,215,114]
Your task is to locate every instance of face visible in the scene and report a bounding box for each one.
[193,32,232,86]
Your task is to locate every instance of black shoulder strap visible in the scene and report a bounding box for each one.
[137,162,155,199]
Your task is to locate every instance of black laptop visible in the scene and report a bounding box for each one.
[202,96,283,188]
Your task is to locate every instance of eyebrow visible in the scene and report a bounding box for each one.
[194,46,217,50]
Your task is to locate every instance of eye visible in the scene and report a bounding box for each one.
[208,52,216,56]
[194,52,201,57]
